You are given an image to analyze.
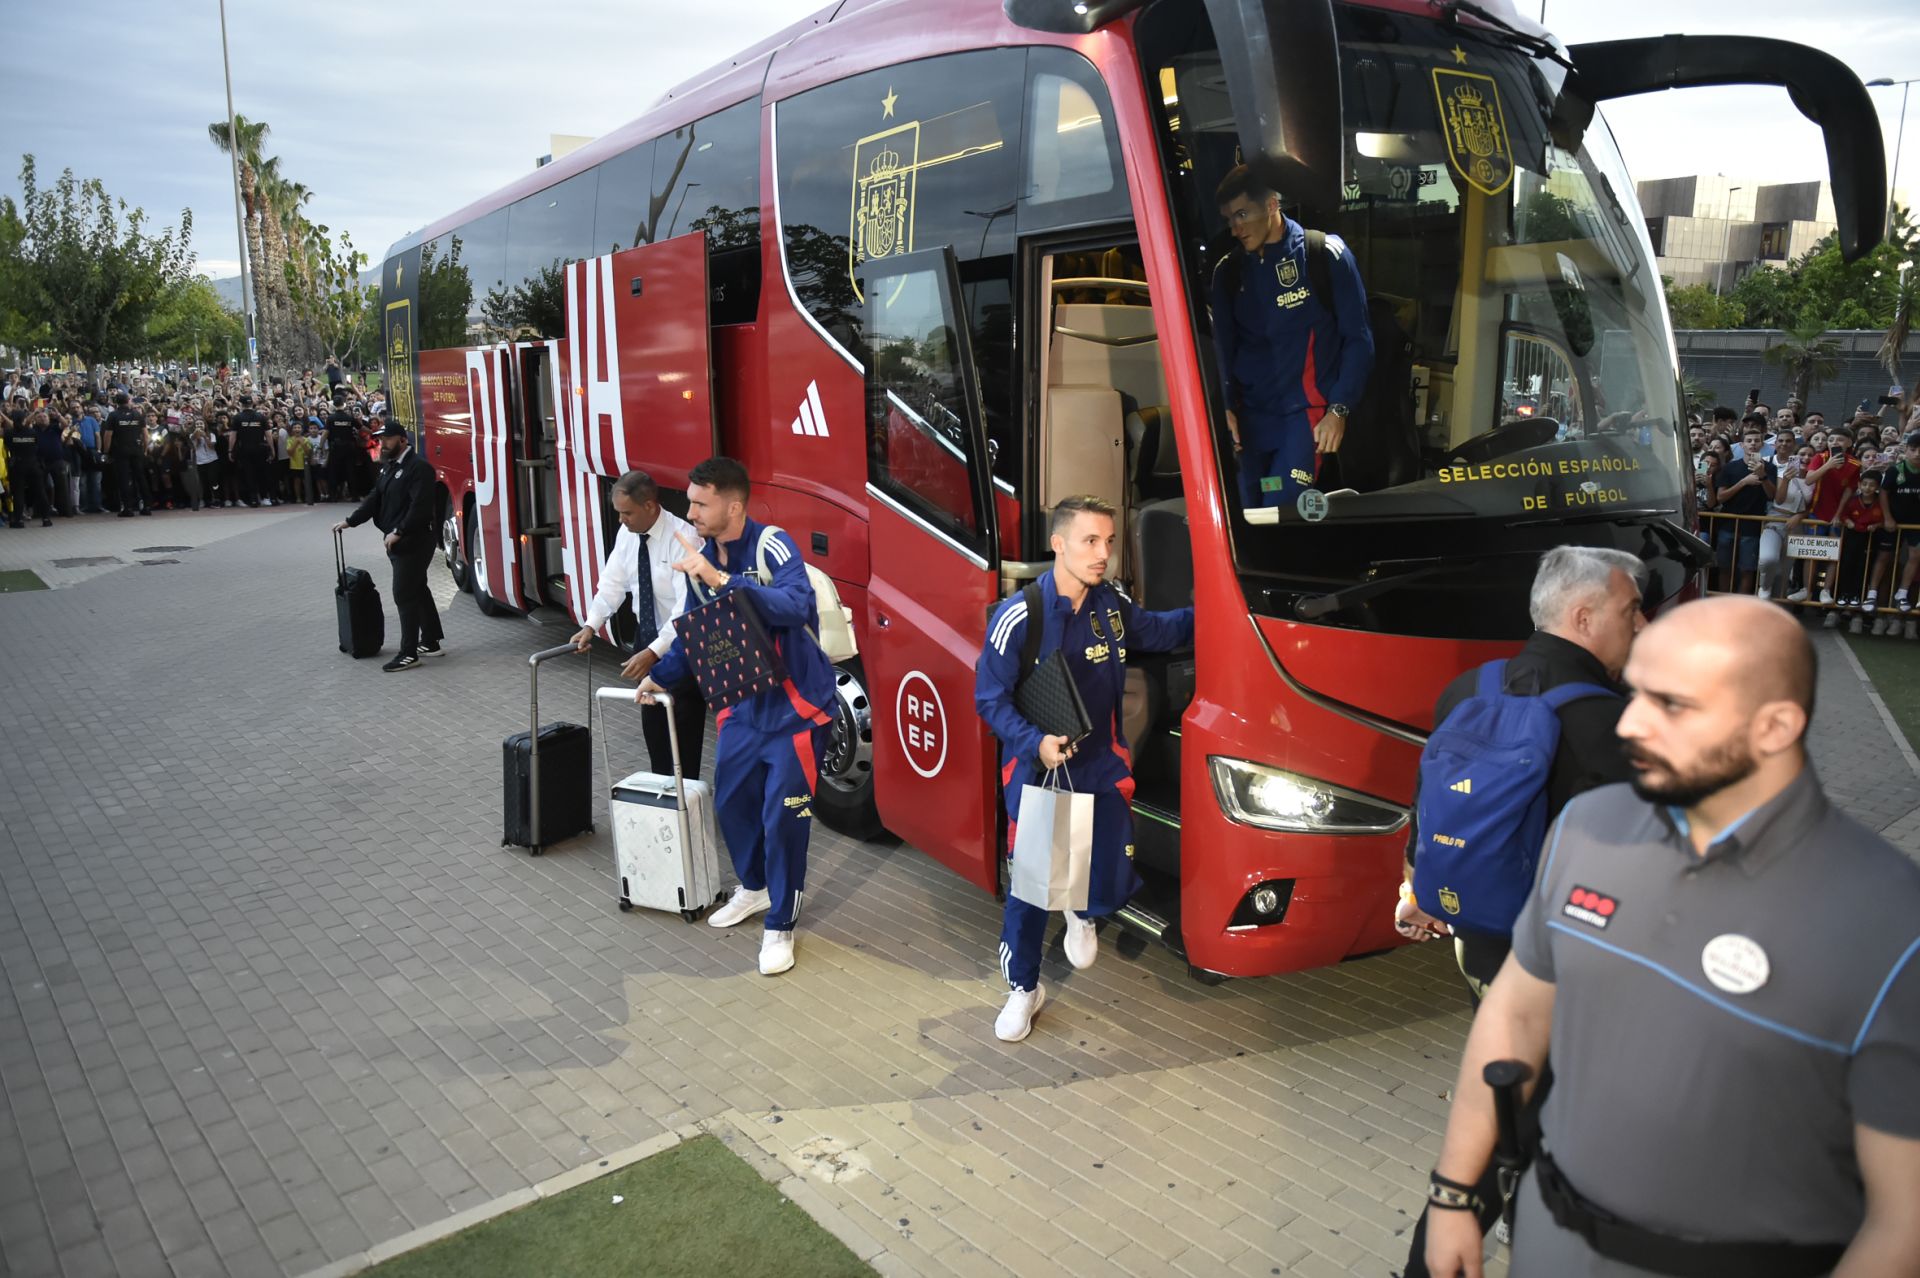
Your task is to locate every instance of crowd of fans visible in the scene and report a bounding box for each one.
[0,358,386,526]
[1690,390,1920,637]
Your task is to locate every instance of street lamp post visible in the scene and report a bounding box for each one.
[1868,77,1917,241]
[1719,185,1743,295]
[218,0,257,372]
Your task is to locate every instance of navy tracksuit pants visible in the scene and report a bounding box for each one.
[998,755,1139,993]
[715,717,828,931]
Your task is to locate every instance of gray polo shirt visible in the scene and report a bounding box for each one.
[1510,770,1920,1247]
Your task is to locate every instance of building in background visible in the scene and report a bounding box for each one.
[535,135,592,169]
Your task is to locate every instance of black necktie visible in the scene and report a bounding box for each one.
[633,531,656,643]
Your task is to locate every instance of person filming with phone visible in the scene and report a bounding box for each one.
[974,495,1194,1043]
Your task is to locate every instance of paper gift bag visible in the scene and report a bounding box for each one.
[1009,766,1093,912]
[675,590,786,709]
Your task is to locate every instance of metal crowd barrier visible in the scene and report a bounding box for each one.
[1696,509,1920,634]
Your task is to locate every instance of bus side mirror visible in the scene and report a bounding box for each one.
[1566,35,1887,263]
[1199,0,1344,219]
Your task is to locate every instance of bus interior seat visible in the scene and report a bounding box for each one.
[1120,497,1195,758]
[1040,384,1127,551]
[1126,406,1181,503]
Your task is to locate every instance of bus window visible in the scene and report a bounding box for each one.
[454,208,509,345]
[774,49,1025,486]
[499,169,599,341]
[416,234,475,352]
[652,98,761,325]
[1020,49,1128,231]
[591,138,658,254]
[858,249,994,558]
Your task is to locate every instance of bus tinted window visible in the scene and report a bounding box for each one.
[455,208,509,344]
[500,170,599,340]
[653,98,761,325]
[1020,49,1126,229]
[592,138,658,254]
[416,234,475,352]
[774,50,1024,348]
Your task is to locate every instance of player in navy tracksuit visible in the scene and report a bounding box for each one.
[640,457,834,977]
[1209,164,1373,510]
[976,495,1194,1042]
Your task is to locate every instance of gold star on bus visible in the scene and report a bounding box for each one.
[882,87,898,118]
[1451,44,1468,64]
[395,263,404,287]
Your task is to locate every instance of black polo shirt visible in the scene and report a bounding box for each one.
[1512,771,1920,1244]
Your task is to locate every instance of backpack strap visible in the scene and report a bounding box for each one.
[1015,581,1044,690]
[1304,228,1335,316]
[1475,659,1509,698]
[1536,681,1621,711]
[753,522,824,645]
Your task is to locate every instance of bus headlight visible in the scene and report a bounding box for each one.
[1208,757,1408,835]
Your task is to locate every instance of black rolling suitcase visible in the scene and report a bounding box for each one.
[503,644,595,854]
[334,528,384,657]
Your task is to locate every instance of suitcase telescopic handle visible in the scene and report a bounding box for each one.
[333,526,346,580]
[594,687,691,841]
[525,643,592,848]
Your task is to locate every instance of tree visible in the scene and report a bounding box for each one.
[1879,262,1917,389]
[1664,280,1745,330]
[146,276,245,365]
[206,115,274,361]
[1762,324,1842,406]
[0,199,53,356]
[286,223,373,366]
[1,156,193,373]
[415,236,473,352]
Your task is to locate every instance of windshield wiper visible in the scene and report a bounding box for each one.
[1435,0,1575,71]
[1294,559,1481,621]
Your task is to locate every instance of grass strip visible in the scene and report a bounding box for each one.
[362,1135,869,1278]
[1843,632,1920,757]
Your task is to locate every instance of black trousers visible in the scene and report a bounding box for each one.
[641,675,707,781]
[237,453,271,504]
[9,460,49,523]
[327,454,355,501]
[111,452,152,513]
[388,539,442,656]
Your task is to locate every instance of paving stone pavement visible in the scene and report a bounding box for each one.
[0,508,1914,1278]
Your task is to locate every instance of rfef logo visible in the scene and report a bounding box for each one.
[1562,885,1617,930]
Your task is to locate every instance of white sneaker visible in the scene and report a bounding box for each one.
[1819,588,1835,605]
[1897,590,1912,613]
[1756,586,1772,601]
[1872,617,1892,636]
[758,929,795,976]
[708,885,771,928]
[1062,913,1097,970]
[1786,587,1810,602]
[994,984,1046,1042]
[1848,614,1864,634]
[1864,592,1879,615]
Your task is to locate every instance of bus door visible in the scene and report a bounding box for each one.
[512,340,567,607]
[466,342,527,611]
[856,247,1003,892]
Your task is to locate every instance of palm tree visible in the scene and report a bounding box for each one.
[206,115,274,360]
[1763,324,1842,407]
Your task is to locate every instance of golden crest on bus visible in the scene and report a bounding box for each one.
[849,120,920,302]
[1431,69,1513,197]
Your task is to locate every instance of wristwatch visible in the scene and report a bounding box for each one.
[718,571,733,589]
[1327,404,1351,419]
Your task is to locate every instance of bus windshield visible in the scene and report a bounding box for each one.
[1136,2,1688,629]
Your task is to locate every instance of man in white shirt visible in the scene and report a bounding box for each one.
[570,469,708,780]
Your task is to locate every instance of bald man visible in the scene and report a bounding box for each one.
[1423,598,1920,1278]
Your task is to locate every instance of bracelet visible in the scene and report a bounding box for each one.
[1428,1171,1483,1213]
[1398,880,1416,905]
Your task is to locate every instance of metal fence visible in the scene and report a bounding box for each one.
[1697,509,1920,636]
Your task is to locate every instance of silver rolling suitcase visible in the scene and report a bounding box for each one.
[595,687,724,921]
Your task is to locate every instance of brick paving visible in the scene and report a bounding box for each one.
[0,507,1914,1278]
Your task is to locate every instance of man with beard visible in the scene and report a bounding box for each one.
[333,421,443,672]
[1422,596,1920,1278]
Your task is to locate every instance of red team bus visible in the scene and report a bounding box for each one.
[379,0,1883,979]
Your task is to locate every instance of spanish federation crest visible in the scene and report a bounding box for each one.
[1431,69,1513,197]
[1277,257,1300,288]
[849,120,920,301]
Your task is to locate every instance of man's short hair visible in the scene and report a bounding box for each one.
[1049,494,1117,539]
[1742,411,1770,429]
[610,469,659,506]
[1711,405,1738,423]
[686,455,749,500]
[1214,164,1278,208]
[1528,545,1647,630]
[112,391,129,407]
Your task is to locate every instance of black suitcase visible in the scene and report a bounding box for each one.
[503,644,595,854]
[334,529,384,657]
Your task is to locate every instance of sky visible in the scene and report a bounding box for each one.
[3,0,1917,282]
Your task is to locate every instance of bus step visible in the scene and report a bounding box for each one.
[1133,800,1180,831]
[514,457,553,470]
[521,524,561,539]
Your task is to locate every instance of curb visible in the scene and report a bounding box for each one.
[1833,632,1920,780]
[294,1129,686,1278]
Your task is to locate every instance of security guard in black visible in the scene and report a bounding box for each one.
[325,403,358,501]
[230,400,272,506]
[101,397,152,516]
[5,413,49,526]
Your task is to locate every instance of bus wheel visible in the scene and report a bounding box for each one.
[443,507,472,593]
[815,658,883,840]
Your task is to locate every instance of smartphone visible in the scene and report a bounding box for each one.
[1880,395,1901,406]
[1747,388,1760,402]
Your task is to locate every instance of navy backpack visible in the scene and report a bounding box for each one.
[1412,659,1618,935]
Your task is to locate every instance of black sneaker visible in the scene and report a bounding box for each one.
[382,654,421,673]
[418,642,445,658]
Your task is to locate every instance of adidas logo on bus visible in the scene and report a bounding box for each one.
[1449,778,1473,794]
[790,380,830,437]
